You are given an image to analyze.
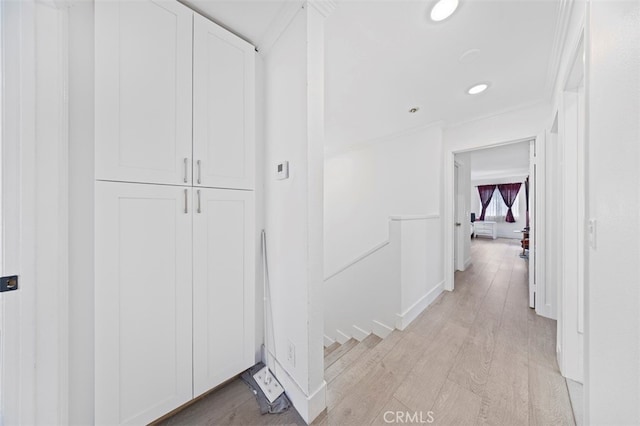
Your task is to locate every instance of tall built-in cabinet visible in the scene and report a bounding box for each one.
[94,1,256,424]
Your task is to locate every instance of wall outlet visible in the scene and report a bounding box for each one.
[287,340,296,367]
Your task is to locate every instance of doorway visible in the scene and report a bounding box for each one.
[450,139,536,299]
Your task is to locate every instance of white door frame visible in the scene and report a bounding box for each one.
[528,139,537,308]
[443,136,540,292]
[556,31,586,383]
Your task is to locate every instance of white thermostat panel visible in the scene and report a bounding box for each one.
[276,161,289,180]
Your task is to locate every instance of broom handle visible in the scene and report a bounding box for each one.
[261,230,273,370]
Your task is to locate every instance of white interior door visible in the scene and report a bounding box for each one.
[193,188,255,397]
[95,0,193,186]
[193,13,255,190]
[1,1,32,423]
[95,181,193,425]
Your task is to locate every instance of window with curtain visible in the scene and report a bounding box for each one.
[483,187,519,222]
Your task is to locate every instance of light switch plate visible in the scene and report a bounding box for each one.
[276,161,289,180]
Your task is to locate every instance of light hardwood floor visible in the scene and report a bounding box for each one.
[157,238,575,426]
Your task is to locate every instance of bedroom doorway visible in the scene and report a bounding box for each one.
[447,137,539,305]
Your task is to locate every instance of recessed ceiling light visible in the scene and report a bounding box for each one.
[467,83,489,95]
[409,107,420,113]
[430,0,459,22]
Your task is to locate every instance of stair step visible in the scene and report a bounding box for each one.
[325,331,405,409]
[324,342,340,358]
[324,338,358,368]
[324,334,382,383]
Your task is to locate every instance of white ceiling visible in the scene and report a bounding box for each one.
[180,0,561,150]
[469,141,530,181]
[325,0,561,147]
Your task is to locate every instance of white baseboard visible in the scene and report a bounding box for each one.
[464,257,472,270]
[273,362,327,424]
[536,303,557,321]
[306,380,328,423]
[351,325,371,342]
[395,280,445,330]
[335,329,350,344]
[323,335,335,348]
[371,320,394,339]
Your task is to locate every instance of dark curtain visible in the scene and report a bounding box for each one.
[525,177,530,227]
[477,185,496,221]
[497,183,522,223]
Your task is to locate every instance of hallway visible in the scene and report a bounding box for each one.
[315,238,574,425]
[158,238,575,425]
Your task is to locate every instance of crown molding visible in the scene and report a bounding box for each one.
[255,0,305,55]
[177,0,256,47]
[444,99,549,130]
[307,0,336,18]
[325,120,444,158]
[544,0,575,97]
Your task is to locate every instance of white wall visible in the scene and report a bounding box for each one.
[397,217,444,326]
[324,233,398,342]
[585,1,640,423]
[263,4,328,422]
[254,52,266,366]
[324,125,442,276]
[470,177,528,239]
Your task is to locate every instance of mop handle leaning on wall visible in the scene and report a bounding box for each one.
[261,230,277,372]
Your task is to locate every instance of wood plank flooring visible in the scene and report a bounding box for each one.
[157,238,575,426]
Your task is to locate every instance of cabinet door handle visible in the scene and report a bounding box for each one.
[197,160,202,184]
[184,189,188,214]
[183,158,188,183]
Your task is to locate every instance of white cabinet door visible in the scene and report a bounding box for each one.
[193,188,255,396]
[96,0,193,186]
[95,181,193,425]
[193,14,255,190]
